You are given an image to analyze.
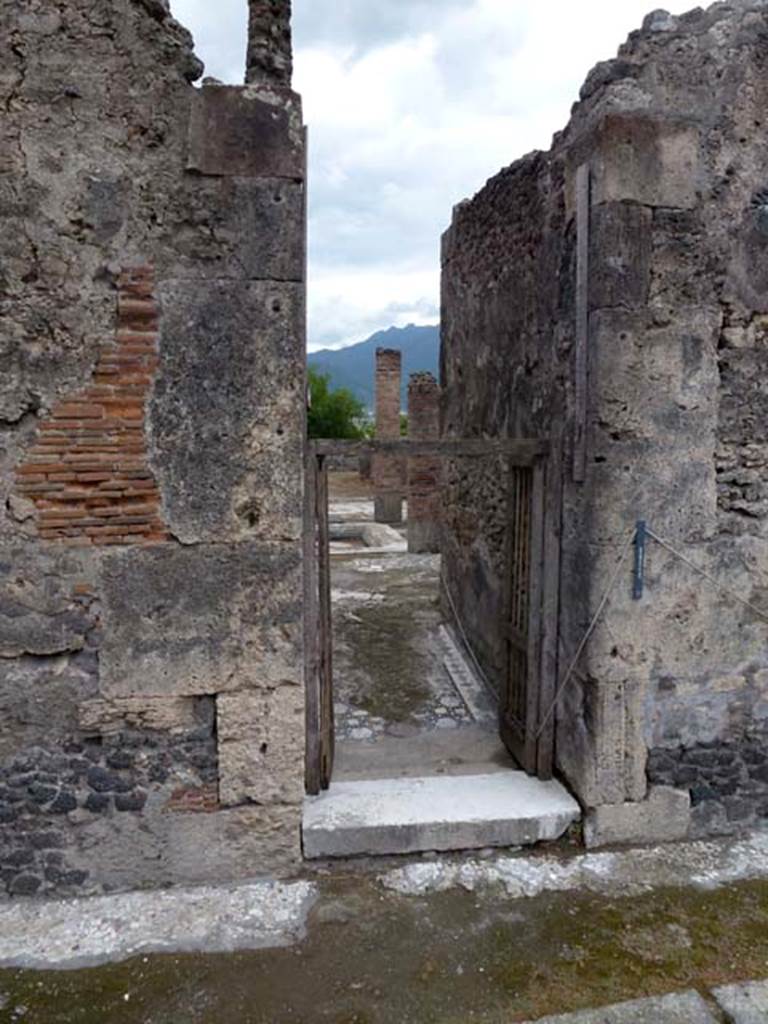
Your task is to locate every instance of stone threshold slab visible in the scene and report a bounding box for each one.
[302,772,581,859]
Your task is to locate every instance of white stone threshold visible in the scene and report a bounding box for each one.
[302,772,581,858]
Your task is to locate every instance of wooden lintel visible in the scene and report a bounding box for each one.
[309,438,549,464]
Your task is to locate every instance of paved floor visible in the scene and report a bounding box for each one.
[332,550,495,745]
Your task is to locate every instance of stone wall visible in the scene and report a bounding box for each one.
[441,1,768,843]
[0,0,306,895]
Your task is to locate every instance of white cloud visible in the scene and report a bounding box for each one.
[169,0,697,349]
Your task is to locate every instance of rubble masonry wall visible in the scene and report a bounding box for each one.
[441,1,768,841]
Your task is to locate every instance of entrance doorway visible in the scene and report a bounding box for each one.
[302,438,579,857]
[305,437,559,790]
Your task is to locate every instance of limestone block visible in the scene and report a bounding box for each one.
[151,280,304,545]
[589,202,652,311]
[217,687,304,808]
[584,786,691,848]
[98,543,302,698]
[574,114,701,211]
[79,697,206,736]
[187,85,304,180]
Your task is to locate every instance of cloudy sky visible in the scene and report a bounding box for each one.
[169,0,692,351]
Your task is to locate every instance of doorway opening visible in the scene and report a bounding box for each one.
[302,438,580,858]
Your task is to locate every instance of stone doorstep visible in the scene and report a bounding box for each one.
[301,772,581,859]
[520,980,768,1022]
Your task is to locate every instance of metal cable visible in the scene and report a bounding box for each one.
[646,527,768,626]
[534,528,636,740]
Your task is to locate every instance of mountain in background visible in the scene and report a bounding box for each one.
[308,324,440,410]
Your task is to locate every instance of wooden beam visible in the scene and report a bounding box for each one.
[303,450,321,796]
[573,162,590,482]
[309,438,549,463]
[316,456,335,790]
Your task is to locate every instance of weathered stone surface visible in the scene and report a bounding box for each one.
[187,85,304,179]
[0,0,306,898]
[584,114,701,211]
[98,544,302,698]
[151,280,304,545]
[247,0,293,88]
[584,786,691,848]
[79,697,209,736]
[218,687,304,807]
[441,0,768,826]
[713,980,768,1023]
[520,991,718,1024]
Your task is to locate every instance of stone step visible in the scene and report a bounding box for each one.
[302,772,581,859]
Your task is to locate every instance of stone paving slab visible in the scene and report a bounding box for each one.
[303,772,580,858]
[0,879,317,971]
[713,980,768,1022]
[521,991,719,1023]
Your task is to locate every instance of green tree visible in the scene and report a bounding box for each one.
[307,367,371,439]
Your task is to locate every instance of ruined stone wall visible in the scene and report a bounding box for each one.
[373,347,404,523]
[0,0,306,896]
[441,1,768,842]
[407,372,441,554]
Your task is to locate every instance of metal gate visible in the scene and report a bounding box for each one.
[304,438,559,794]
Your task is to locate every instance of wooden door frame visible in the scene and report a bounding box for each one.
[499,456,562,780]
[303,437,558,795]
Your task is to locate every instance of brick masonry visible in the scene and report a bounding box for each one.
[407,372,441,553]
[373,347,404,524]
[13,267,169,547]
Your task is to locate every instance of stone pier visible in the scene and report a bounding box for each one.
[407,372,441,553]
[373,348,403,524]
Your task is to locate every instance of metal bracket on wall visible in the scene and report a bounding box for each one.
[633,520,647,601]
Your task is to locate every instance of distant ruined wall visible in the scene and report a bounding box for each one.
[0,0,306,896]
[442,1,768,842]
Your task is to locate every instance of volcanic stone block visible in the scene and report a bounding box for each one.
[217,686,304,807]
[98,544,302,698]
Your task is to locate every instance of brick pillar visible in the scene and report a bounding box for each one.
[373,348,403,523]
[246,0,293,87]
[407,372,441,553]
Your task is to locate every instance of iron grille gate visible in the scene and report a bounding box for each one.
[304,439,560,795]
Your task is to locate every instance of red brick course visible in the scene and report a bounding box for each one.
[14,267,170,546]
[166,784,220,814]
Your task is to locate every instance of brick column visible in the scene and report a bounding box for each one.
[373,348,403,523]
[246,0,293,87]
[407,372,441,553]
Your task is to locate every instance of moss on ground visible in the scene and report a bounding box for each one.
[3,875,768,1023]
